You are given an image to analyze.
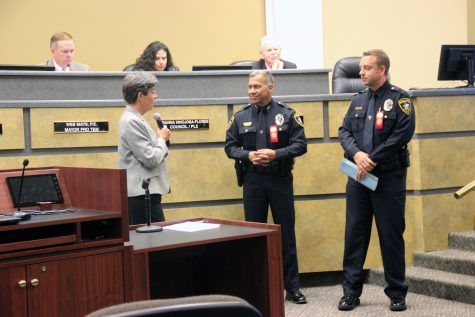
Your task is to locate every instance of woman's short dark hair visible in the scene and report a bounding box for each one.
[134,41,177,71]
[122,72,158,104]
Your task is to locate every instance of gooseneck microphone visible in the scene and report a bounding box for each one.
[12,159,32,221]
[152,112,170,147]
[17,159,29,212]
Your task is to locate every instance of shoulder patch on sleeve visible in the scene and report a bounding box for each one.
[293,112,304,127]
[398,98,412,116]
[227,115,234,130]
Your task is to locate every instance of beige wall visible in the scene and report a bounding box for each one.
[0,0,473,88]
[0,0,475,89]
[469,0,475,43]
[323,0,470,90]
[0,0,265,71]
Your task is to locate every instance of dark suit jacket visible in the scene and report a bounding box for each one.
[251,59,297,70]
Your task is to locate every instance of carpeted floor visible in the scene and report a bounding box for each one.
[284,284,475,317]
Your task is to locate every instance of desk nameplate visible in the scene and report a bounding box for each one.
[54,121,109,133]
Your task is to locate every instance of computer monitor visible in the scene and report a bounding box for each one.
[0,64,55,71]
[6,174,64,208]
[437,45,475,87]
[192,65,252,71]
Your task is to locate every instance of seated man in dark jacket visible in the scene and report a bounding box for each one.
[252,36,297,70]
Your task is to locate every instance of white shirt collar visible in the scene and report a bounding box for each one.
[53,59,70,72]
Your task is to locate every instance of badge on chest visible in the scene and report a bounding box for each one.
[374,99,393,130]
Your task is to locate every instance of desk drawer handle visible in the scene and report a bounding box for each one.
[18,280,27,288]
[30,279,39,287]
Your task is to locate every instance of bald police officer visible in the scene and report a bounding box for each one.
[225,70,307,304]
[338,49,415,312]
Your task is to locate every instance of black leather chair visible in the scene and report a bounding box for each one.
[123,64,136,71]
[230,60,254,67]
[332,57,366,94]
[85,294,262,317]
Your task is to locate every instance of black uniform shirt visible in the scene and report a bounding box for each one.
[225,99,307,162]
[339,81,415,164]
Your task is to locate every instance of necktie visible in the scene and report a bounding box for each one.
[256,107,267,149]
[362,93,377,153]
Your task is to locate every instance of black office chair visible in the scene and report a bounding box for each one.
[230,60,254,67]
[332,57,366,94]
[85,294,262,317]
[123,64,136,71]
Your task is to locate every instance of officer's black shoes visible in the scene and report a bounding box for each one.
[337,295,405,311]
[338,296,360,311]
[389,296,407,311]
[285,290,307,304]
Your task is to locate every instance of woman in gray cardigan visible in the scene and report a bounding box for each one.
[118,72,171,225]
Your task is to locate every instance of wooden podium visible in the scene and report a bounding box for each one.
[0,166,129,317]
[126,218,285,317]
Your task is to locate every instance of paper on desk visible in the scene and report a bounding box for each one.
[339,158,379,191]
[163,221,221,232]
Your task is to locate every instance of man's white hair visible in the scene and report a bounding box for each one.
[259,35,281,49]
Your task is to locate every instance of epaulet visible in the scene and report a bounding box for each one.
[235,103,252,114]
[390,85,407,94]
[353,88,368,96]
[277,101,296,113]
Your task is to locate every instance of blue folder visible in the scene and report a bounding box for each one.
[339,158,379,191]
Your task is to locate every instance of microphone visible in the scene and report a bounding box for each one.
[152,112,170,147]
[142,178,150,190]
[17,159,29,211]
[13,159,31,221]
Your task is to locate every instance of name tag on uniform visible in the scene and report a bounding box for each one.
[375,109,384,130]
[269,125,278,143]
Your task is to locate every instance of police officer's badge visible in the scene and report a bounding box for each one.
[227,115,234,130]
[275,114,284,126]
[383,99,393,111]
[293,113,304,127]
[398,98,412,115]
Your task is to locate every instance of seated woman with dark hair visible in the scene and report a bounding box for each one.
[125,41,179,71]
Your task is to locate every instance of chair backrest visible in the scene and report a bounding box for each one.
[230,60,254,67]
[85,294,262,317]
[123,64,136,71]
[332,57,366,94]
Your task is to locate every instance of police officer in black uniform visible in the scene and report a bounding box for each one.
[338,49,415,312]
[225,70,307,304]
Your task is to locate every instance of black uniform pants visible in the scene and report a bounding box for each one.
[243,171,300,292]
[342,167,408,298]
[128,194,165,225]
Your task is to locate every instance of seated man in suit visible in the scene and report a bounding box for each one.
[252,36,297,70]
[43,32,91,71]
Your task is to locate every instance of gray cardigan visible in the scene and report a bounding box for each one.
[118,105,170,197]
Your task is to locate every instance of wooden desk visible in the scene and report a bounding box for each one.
[126,218,284,317]
[0,69,330,107]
